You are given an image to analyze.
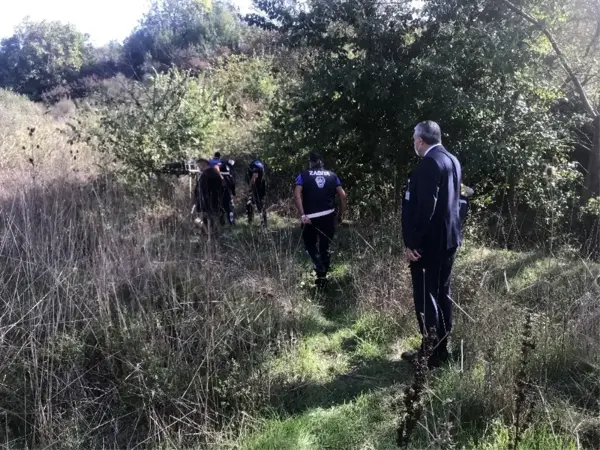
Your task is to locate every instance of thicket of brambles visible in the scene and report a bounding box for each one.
[0,0,599,448]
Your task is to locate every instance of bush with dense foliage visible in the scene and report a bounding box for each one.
[90,69,221,180]
[250,0,587,231]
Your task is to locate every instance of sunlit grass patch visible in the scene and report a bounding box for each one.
[464,419,577,450]
[268,328,354,383]
[239,393,397,450]
[266,309,408,384]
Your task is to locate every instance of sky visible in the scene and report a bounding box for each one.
[0,0,254,46]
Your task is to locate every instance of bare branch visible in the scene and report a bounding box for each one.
[500,0,598,117]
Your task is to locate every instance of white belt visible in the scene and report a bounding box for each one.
[306,209,335,219]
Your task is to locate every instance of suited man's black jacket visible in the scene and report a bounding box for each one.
[402,145,462,256]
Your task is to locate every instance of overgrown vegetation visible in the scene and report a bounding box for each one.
[0,0,599,448]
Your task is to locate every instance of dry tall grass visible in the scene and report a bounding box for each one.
[0,90,304,448]
[0,173,310,449]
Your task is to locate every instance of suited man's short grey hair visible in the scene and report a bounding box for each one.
[415,121,442,146]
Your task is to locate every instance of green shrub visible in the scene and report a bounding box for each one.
[93,68,220,180]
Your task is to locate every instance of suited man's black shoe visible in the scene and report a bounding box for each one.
[401,348,420,363]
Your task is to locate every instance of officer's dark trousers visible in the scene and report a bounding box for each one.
[302,213,335,275]
[247,183,267,223]
[410,247,457,353]
[222,188,235,225]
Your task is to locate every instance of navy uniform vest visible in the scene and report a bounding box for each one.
[296,168,341,215]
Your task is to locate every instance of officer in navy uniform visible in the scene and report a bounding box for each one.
[294,152,347,288]
[209,152,223,168]
[246,156,267,225]
[460,184,474,228]
[209,152,236,225]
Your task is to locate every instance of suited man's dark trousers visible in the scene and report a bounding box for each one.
[410,248,457,353]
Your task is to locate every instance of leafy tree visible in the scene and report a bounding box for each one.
[0,19,90,99]
[497,0,600,202]
[80,41,124,79]
[93,69,220,180]
[121,0,245,77]
[251,0,582,231]
[209,55,277,119]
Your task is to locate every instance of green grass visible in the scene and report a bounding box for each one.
[236,395,577,450]
[267,311,411,384]
[239,393,397,450]
[468,420,577,450]
[268,328,355,383]
[226,243,597,450]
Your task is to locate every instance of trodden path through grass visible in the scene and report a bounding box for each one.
[225,264,580,450]
[229,264,419,450]
[217,227,592,450]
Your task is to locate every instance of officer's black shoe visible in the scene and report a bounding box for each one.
[427,350,450,369]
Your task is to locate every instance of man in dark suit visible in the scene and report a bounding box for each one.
[401,121,462,368]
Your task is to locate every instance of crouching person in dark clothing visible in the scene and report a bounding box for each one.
[194,158,225,234]
[294,152,347,288]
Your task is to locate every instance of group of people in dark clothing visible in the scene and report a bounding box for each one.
[193,152,267,231]
[192,150,348,290]
[192,120,474,369]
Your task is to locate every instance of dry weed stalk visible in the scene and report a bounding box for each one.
[0,168,297,447]
[397,330,436,449]
[512,311,536,450]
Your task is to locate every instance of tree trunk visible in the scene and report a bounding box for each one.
[584,116,600,202]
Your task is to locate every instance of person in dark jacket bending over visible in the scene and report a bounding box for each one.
[294,152,347,288]
[401,121,462,369]
[194,158,225,233]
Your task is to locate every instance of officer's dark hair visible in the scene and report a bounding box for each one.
[309,152,322,163]
[309,152,323,168]
[415,121,442,145]
[214,152,221,159]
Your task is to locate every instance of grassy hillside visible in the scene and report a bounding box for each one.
[0,89,598,449]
